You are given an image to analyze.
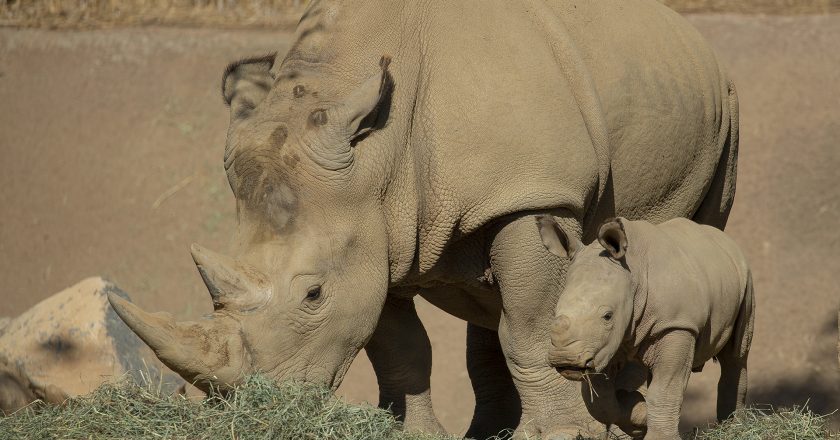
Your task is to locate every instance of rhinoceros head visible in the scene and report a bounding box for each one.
[536,216,634,381]
[110,53,396,392]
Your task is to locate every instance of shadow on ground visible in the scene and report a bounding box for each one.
[683,311,839,430]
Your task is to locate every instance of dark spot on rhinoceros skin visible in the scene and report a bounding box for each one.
[282,152,300,169]
[308,109,328,127]
[227,140,301,235]
[239,328,255,365]
[188,318,231,372]
[276,70,300,83]
[269,126,288,148]
[293,84,306,98]
[216,339,231,371]
[262,182,299,234]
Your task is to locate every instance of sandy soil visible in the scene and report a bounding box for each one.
[1,13,838,435]
[2,0,837,31]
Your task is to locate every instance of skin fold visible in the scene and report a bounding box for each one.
[538,216,754,440]
[108,1,740,438]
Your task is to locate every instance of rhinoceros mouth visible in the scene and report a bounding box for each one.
[555,366,591,381]
[552,356,596,382]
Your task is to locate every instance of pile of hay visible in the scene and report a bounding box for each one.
[0,375,455,440]
[691,405,839,440]
[1,374,837,439]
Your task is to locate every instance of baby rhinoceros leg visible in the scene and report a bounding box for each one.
[616,389,648,438]
[580,374,647,439]
[615,361,650,438]
[643,330,695,440]
[715,273,755,422]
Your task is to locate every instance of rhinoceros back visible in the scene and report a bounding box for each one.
[409,0,734,270]
[553,0,736,227]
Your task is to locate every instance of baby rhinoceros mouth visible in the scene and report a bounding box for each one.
[549,356,595,382]
[554,364,593,381]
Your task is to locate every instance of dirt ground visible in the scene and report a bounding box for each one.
[1,12,838,435]
[2,0,838,30]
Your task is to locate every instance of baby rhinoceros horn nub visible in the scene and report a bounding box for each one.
[190,243,270,312]
[548,315,573,366]
[551,315,571,345]
[106,293,249,392]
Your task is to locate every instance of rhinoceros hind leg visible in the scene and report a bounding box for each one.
[465,323,521,439]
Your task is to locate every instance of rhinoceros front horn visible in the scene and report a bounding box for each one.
[190,243,270,311]
[107,293,249,392]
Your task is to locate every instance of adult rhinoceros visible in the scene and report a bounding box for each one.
[109,0,738,437]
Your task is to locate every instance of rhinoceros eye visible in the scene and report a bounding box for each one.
[603,311,613,322]
[305,285,322,301]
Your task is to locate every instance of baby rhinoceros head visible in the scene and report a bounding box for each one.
[535,216,634,382]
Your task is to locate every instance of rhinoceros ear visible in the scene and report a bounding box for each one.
[332,55,392,143]
[598,218,628,260]
[536,215,584,259]
[222,53,276,120]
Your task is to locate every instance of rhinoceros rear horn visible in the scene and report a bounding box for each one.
[107,293,248,391]
[190,243,270,312]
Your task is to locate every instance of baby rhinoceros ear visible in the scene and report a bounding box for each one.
[598,218,628,260]
[535,215,584,259]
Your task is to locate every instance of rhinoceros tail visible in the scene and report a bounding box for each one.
[693,78,739,230]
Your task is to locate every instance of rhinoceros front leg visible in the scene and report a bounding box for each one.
[489,211,599,439]
[364,295,446,434]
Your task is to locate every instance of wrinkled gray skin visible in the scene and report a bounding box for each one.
[538,217,754,440]
[109,1,739,438]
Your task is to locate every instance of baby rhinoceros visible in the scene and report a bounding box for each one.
[535,216,755,440]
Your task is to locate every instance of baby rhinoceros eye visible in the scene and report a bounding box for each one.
[306,286,322,301]
[603,311,613,322]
